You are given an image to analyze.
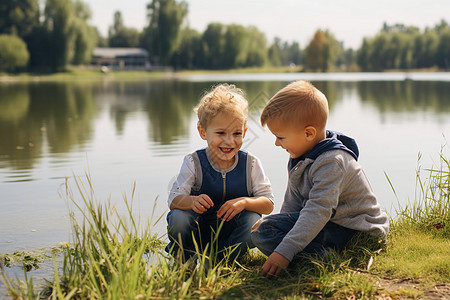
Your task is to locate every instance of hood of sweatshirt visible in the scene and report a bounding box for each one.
[289,130,359,170]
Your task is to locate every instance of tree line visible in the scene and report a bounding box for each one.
[1,0,449,73]
[357,21,450,71]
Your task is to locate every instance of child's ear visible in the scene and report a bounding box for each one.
[197,125,207,140]
[304,126,316,141]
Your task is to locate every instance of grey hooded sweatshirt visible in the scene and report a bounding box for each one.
[274,130,389,261]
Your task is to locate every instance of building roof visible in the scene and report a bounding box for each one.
[93,48,149,58]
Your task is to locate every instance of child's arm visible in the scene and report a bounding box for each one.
[261,252,290,278]
[217,154,274,221]
[170,194,214,214]
[217,196,273,221]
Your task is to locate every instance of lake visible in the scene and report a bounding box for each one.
[1,72,450,257]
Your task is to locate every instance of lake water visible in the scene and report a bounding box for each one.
[1,72,450,257]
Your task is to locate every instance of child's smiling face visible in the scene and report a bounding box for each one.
[267,119,316,159]
[198,112,247,169]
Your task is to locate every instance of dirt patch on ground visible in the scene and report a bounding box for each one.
[374,277,450,299]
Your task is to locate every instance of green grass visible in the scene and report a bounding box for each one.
[0,65,304,82]
[1,150,449,299]
[0,68,169,82]
[376,150,450,284]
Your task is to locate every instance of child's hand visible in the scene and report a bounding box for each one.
[261,252,290,278]
[192,194,214,214]
[217,198,245,221]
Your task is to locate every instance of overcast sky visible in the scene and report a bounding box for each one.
[85,0,450,49]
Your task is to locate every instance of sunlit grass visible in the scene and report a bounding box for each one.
[394,151,450,236]
[1,148,449,299]
[0,68,169,82]
[376,147,450,283]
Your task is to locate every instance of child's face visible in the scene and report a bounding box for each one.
[267,120,315,159]
[198,112,247,169]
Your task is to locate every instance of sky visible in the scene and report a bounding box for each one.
[85,0,450,49]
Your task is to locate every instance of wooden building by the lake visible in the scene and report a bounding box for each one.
[92,48,151,70]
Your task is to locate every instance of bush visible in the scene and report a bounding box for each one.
[0,34,30,72]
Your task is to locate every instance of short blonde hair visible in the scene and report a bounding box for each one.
[260,80,328,130]
[195,84,248,128]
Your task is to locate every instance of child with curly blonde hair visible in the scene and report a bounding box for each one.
[166,84,274,262]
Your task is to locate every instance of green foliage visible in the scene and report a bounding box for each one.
[44,0,77,72]
[201,22,226,69]
[2,150,450,298]
[0,0,39,37]
[0,34,29,72]
[267,38,302,68]
[17,0,96,71]
[198,23,269,70]
[305,29,340,72]
[357,20,450,71]
[142,0,188,65]
[374,228,450,282]
[0,249,53,272]
[71,1,97,64]
[1,174,249,298]
[170,27,203,69]
[245,26,268,67]
[379,148,450,282]
[223,24,249,68]
[108,11,140,47]
[393,150,450,237]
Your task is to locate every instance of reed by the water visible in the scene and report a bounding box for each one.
[1,149,449,299]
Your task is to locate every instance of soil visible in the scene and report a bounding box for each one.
[374,277,450,299]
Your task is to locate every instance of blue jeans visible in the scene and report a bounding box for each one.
[251,212,358,258]
[166,209,261,261]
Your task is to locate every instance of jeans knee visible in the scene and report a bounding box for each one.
[239,211,261,228]
[167,209,197,236]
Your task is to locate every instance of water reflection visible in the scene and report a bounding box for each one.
[145,81,203,144]
[0,83,96,171]
[1,76,450,261]
[357,81,450,114]
[2,79,450,171]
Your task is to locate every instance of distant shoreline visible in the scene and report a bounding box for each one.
[0,66,447,83]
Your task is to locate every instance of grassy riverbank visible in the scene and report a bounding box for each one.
[0,68,172,82]
[1,152,449,299]
[0,66,300,83]
[1,66,444,83]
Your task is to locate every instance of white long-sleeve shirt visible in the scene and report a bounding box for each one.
[168,149,274,208]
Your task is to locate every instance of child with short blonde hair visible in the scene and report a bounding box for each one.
[252,80,388,278]
[166,84,274,262]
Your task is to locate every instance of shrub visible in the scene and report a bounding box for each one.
[0,34,30,72]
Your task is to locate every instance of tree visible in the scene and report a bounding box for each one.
[414,29,438,68]
[305,29,340,72]
[245,26,268,67]
[368,32,389,70]
[170,27,203,69]
[287,42,302,66]
[142,0,188,65]
[43,0,77,71]
[437,27,450,69]
[72,0,97,64]
[357,38,370,71]
[0,34,30,72]
[223,24,249,68]
[39,0,97,70]
[201,23,226,69]
[0,0,39,37]
[108,11,140,47]
[268,44,281,66]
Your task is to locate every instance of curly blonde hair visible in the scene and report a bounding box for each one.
[195,84,248,129]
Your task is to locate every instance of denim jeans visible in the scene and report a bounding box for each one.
[166,209,261,261]
[251,212,358,258]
